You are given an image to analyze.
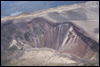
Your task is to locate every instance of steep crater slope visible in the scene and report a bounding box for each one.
[1,17,99,62]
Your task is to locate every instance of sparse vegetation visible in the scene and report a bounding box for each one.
[8,46,17,53]
[16,29,24,40]
[31,42,36,47]
[1,59,12,66]
[33,27,39,34]
[68,31,72,37]
[1,27,12,47]
[40,36,44,47]
[24,32,29,41]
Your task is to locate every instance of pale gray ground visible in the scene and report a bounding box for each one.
[8,48,98,66]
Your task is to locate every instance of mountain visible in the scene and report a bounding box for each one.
[1,1,99,66]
